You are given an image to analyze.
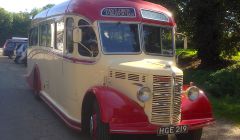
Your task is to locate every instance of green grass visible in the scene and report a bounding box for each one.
[176,49,197,59]
[210,96,240,124]
[179,49,240,124]
[184,68,240,124]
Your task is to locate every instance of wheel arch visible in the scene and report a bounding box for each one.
[81,86,148,125]
[181,86,213,120]
[26,64,42,91]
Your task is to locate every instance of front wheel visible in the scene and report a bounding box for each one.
[90,100,111,140]
[176,128,202,140]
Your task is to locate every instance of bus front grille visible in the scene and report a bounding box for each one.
[151,75,183,125]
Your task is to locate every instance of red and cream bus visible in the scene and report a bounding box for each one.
[27,0,214,140]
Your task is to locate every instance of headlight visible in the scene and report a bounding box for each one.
[186,86,200,101]
[137,87,151,102]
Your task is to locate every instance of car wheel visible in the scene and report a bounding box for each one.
[176,128,202,140]
[90,100,111,140]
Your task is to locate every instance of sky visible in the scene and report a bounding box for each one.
[0,0,68,13]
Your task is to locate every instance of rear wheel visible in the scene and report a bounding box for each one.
[90,100,111,140]
[176,128,202,140]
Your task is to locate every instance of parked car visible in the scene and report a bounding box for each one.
[2,37,28,59]
[14,43,28,65]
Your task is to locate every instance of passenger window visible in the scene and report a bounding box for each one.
[66,18,74,53]
[56,20,64,51]
[40,24,47,46]
[29,27,38,46]
[78,19,98,57]
[39,24,51,47]
[46,24,51,47]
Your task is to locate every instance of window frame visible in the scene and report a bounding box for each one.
[55,19,64,51]
[29,26,39,47]
[66,17,74,54]
[77,19,99,57]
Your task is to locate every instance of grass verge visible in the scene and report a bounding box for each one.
[210,96,240,124]
[179,49,240,124]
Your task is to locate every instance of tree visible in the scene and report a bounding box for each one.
[146,0,240,67]
[191,0,225,66]
[11,12,31,38]
[0,8,12,47]
[0,4,55,46]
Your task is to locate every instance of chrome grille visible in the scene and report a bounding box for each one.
[151,75,183,125]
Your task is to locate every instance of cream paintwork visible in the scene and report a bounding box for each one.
[27,14,183,125]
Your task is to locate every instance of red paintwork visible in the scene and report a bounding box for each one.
[181,90,213,120]
[88,86,214,134]
[87,86,149,124]
[182,84,190,91]
[34,0,175,26]
[26,64,41,91]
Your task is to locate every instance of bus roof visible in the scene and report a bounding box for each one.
[33,0,175,26]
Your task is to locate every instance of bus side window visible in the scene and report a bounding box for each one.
[29,27,38,46]
[46,24,51,47]
[78,19,98,57]
[40,24,47,46]
[66,18,74,53]
[56,20,64,51]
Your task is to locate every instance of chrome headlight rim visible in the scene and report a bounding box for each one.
[137,87,152,102]
[186,86,200,101]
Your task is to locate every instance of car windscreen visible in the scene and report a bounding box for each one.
[6,42,16,49]
[100,23,140,54]
[143,25,173,56]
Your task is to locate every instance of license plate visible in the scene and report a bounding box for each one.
[157,125,188,135]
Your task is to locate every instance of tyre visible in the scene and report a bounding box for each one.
[176,128,202,140]
[89,100,111,140]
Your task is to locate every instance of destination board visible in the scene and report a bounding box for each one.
[101,7,136,18]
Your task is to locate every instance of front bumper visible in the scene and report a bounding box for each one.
[110,118,214,134]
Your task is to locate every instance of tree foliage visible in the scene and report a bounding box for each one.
[0,4,54,47]
[146,0,240,67]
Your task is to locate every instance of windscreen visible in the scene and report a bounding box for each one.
[100,23,140,54]
[143,25,173,56]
